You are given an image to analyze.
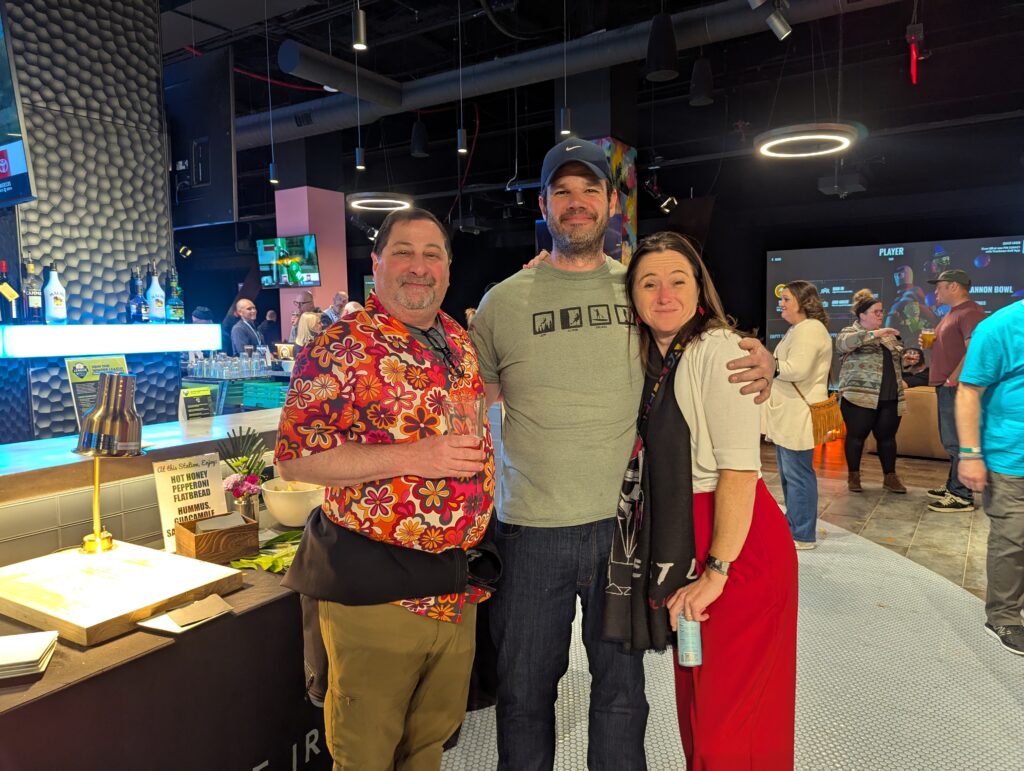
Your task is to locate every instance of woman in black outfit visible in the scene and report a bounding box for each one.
[835,289,907,493]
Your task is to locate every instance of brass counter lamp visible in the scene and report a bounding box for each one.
[73,372,142,552]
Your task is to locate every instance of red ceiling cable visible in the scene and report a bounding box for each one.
[447,102,481,221]
[183,45,326,92]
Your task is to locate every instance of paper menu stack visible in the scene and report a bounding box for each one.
[0,630,58,679]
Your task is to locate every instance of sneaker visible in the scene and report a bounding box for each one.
[927,492,975,513]
[984,623,1024,656]
[794,540,816,550]
[926,486,948,500]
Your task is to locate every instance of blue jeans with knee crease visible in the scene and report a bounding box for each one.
[489,516,649,770]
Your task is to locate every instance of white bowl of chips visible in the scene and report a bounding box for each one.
[261,477,325,527]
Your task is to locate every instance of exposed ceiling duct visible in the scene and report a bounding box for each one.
[235,0,903,151]
[277,40,403,107]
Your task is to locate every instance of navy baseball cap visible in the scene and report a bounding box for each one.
[540,138,612,190]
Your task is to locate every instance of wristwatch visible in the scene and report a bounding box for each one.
[705,554,731,577]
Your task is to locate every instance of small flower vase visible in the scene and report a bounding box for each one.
[236,495,259,521]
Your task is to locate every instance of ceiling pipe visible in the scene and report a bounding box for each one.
[278,40,403,107]
[235,0,903,151]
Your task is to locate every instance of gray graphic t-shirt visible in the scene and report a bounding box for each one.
[471,258,643,527]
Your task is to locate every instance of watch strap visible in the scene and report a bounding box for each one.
[705,554,731,577]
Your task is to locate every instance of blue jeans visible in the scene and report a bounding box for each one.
[776,446,818,543]
[936,385,973,500]
[489,517,649,770]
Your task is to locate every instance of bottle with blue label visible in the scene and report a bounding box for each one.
[165,267,184,323]
[677,616,702,667]
[43,261,67,325]
[145,261,165,323]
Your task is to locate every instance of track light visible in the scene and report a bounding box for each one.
[645,12,679,83]
[354,146,366,171]
[352,7,367,51]
[689,57,714,107]
[411,119,429,158]
[659,196,678,214]
[268,162,279,185]
[457,127,468,155]
[766,8,792,41]
[176,244,192,258]
[559,107,572,136]
[515,189,525,206]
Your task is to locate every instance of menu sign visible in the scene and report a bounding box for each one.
[64,355,129,430]
[152,452,227,552]
[179,386,214,421]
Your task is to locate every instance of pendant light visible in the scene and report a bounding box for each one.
[354,44,365,171]
[559,0,572,136]
[264,0,278,184]
[689,56,714,107]
[411,117,429,158]
[456,0,467,154]
[352,1,367,51]
[645,11,679,82]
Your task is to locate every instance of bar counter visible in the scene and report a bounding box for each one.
[0,408,282,506]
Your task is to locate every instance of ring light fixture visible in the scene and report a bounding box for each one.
[754,122,864,159]
[347,192,414,212]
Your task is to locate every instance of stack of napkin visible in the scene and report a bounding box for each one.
[0,631,58,680]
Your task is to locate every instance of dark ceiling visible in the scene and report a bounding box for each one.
[159,1,1024,230]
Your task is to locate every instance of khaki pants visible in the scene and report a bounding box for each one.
[318,600,476,771]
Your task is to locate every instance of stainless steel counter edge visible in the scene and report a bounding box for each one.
[0,409,283,505]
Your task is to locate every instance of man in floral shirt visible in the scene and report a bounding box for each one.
[275,208,494,769]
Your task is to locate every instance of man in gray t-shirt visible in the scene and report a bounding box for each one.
[471,138,774,769]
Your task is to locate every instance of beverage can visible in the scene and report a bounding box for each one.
[677,616,702,667]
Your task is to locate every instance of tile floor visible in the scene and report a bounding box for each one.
[761,442,989,599]
[443,429,1018,768]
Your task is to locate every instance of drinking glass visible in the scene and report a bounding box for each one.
[446,393,486,439]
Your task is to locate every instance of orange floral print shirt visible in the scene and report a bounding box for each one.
[275,293,495,623]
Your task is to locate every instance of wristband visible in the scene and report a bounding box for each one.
[959,447,982,454]
[704,554,731,577]
[959,454,984,462]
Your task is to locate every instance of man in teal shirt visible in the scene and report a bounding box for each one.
[957,299,1024,656]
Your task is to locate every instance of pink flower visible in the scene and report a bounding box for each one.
[232,488,243,498]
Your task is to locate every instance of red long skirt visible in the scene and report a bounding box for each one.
[674,479,798,770]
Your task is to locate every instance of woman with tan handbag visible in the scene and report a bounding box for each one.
[836,289,907,493]
[763,281,834,550]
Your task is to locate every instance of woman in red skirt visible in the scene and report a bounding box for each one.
[606,232,798,769]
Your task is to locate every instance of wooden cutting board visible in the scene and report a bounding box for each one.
[0,541,243,646]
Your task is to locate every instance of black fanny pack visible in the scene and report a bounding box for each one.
[282,507,501,605]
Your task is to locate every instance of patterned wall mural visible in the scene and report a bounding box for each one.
[595,136,638,265]
[0,0,178,443]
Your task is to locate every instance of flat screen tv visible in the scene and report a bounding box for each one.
[257,234,321,288]
[0,3,35,207]
[765,235,1024,367]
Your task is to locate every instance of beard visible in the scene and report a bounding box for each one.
[547,209,609,258]
[394,276,438,311]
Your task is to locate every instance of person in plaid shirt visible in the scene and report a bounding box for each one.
[276,208,494,769]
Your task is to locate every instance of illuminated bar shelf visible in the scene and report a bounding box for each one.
[0,324,223,359]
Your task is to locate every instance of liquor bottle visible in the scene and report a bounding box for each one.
[145,261,166,323]
[127,267,149,323]
[22,261,43,324]
[43,262,68,325]
[0,259,20,324]
[165,267,184,323]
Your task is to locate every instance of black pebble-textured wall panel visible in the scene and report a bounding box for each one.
[2,0,179,441]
